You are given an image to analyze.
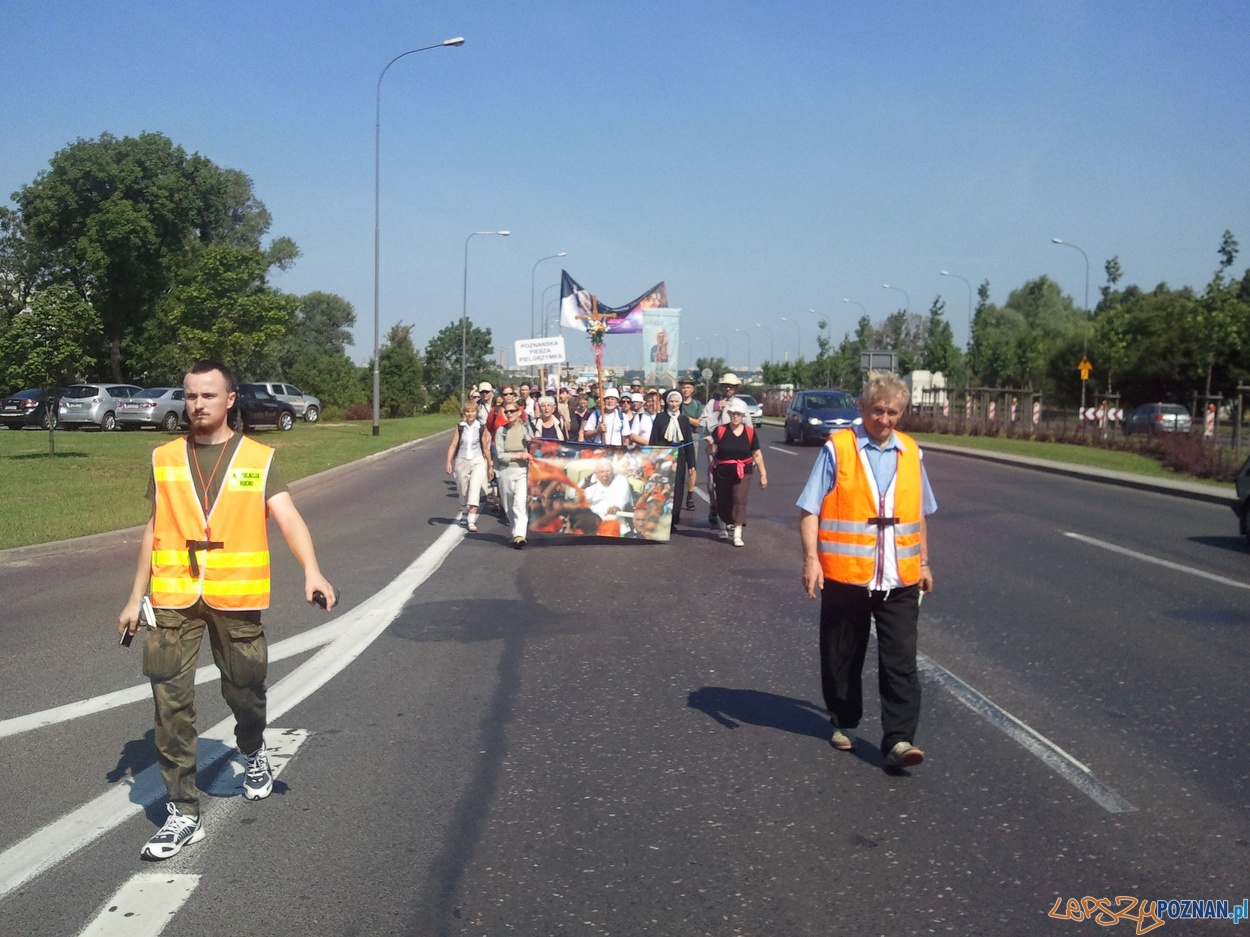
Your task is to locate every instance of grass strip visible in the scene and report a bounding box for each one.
[0,415,457,551]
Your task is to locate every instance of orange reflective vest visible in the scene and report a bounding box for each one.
[150,435,273,610]
[817,429,923,587]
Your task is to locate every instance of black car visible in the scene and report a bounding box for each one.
[1,388,57,430]
[1233,454,1250,543]
[230,383,297,432]
[784,389,860,445]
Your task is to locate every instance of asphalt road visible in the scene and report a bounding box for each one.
[0,425,1247,936]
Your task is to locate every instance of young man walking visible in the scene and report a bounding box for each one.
[118,359,336,860]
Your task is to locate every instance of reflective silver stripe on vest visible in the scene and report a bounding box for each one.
[896,542,922,558]
[896,521,922,536]
[819,518,875,533]
[817,541,877,558]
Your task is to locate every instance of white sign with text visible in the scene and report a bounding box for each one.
[514,336,566,367]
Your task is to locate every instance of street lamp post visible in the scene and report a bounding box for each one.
[882,283,910,313]
[940,270,974,350]
[1052,237,1091,412]
[780,316,801,361]
[462,230,510,403]
[755,323,774,364]
[842,297,867,319]
[373,36,464,437]
[531,252,567,339]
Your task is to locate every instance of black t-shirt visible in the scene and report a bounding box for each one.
[713,425,759,476]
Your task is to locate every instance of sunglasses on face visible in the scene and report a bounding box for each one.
[504,409,519,415]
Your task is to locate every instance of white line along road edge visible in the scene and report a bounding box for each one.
[0,524,466,901]
[1064,532,1250,591]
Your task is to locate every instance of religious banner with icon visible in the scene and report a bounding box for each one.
[558,271,667,334]
[643,307,681,389]
[524,439,682,542]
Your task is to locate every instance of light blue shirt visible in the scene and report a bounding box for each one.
[796,426,937,516]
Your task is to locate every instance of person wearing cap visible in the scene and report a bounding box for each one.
[475,382,495,423]
[708,397,767,546]
[649,389,696,527]
[580,387,626,445]
[797,371,936,770]
[494,396,533,548]
[679,377,704,512]
[626,391,652,446]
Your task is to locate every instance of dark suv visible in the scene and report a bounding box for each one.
[230,383,297,432]
[784,389,860,445]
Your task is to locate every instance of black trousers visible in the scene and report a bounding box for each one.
[819,580,921,755]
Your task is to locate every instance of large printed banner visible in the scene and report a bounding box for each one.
[559,271,668,334]
[526,438,681,542]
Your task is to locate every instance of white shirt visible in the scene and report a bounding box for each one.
[585,408,626,446]
[456,420,484,461]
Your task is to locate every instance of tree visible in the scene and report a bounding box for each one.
[0,207,39,337]
[1194,230,1245,397]
[0,282,101,453]
[129,243,298,385]
[288,351,367,412]
[378,323,425,417]
[424,320,496,406]
[13,132,292,380]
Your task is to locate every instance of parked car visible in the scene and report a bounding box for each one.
[117,387,187,432]
[254,382,321,422]
[0,387,56,430]
[1123,402,1193,436]
[1233,454,1250,543]
[736,393,764,421]
[57,383,143,430]
[784,389,861,445]
[230,383,297,432]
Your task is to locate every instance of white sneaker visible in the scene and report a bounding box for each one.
[719,522,730,541]
[243,745,274,800]
[732,525,744,547]
[141,804,205,860]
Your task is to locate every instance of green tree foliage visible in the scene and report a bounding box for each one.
[12,132,294,381]
[0,282,101,390]
[129,243,298,385]
[0,207,39,333]
[424,319,496,407]
[288,352,367,412]
[378,323,426,417]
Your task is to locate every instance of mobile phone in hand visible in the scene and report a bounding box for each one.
[121,596,154,647]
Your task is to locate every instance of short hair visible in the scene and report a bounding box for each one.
[860,370,910,407]
[187,359,236,393]
[537,395,555,408]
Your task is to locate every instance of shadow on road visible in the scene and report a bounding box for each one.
[686,686,829,739]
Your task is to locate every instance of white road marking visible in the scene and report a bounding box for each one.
[1064,532,1250,591]
[918,653,1136,813]
[0,526,465,901]
[76,873,200,937]
[75,729,308,937]
[767,445,798,456]
[0,621,349,740]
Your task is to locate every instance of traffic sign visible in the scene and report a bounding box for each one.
[1078,356,1093,381]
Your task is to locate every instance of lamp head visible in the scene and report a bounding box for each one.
[443,37,466,46]
[1051,237,1063,244]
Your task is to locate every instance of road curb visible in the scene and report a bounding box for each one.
[919,441,1235,507]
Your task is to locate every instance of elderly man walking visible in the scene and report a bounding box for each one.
[797,371,936,770]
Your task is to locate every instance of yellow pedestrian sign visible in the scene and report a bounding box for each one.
[1078,356,1092,381]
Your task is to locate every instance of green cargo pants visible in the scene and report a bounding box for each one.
[142,599,268,817]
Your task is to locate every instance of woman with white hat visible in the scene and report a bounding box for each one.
[707,397,767,546]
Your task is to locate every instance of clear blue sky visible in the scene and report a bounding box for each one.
[3,0,1248,374]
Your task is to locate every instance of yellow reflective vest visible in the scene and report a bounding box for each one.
[817,429,923,588]
[150,435,273,610]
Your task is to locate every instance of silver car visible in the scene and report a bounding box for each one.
[117,387,187,432]
[736,393,764,420]
[57,384,143,431]
[256,382,321,422]
[1123,402,1192,435]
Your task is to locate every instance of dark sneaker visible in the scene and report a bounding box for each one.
[141,804,205,860]
[512,536,526,550]
[884,741,925,769]
[829,728,856,751]
[243,745,274,800]
[684,494,695,512]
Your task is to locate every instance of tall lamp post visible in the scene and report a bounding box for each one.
[780,316,801,361]
[842,297,866,319]
[373,36,464,437]
[882,283,910,313]
[1052,237,1091,412]
[462,230,510,403]
[940,270,974,350]
[531,252,567,339]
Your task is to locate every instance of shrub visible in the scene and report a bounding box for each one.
[344,404,372,421]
